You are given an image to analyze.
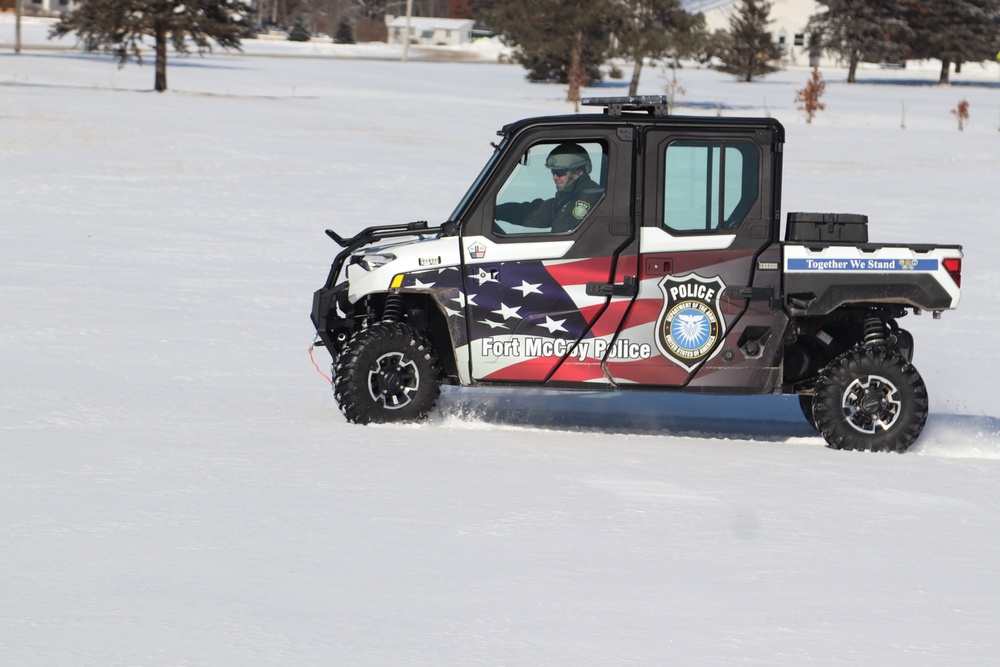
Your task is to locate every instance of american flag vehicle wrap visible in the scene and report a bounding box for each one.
[395,246,771,387]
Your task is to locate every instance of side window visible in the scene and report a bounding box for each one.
[662,140,759,233]
[493,140,607,236]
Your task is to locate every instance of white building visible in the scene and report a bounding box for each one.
[384,16,475,47]
[684,0,829,67]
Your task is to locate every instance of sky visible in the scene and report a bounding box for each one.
[3,28,1000,666]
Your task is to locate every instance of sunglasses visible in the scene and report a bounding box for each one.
[550,169,571,177]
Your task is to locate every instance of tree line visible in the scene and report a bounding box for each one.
[46,0,1000,92]
[808,0,1000,84]
[485,0,1000,94]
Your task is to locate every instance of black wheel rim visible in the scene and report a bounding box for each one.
[367,352,420,410]
[841,374,901,434]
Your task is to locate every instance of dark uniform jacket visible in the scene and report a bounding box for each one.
[495,174,604,234]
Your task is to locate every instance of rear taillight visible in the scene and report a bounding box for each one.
[943,257,962,287]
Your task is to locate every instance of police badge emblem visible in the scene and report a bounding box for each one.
[572,200,591,220]
[655,274,728,371]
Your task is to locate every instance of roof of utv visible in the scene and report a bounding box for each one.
[498,95,786,141]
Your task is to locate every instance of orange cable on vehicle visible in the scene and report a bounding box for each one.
[308,343,332,384]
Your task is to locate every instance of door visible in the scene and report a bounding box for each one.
[605,128,784,389]
[459,128,636,384]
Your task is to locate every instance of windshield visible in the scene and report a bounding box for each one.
[447,138,506,222]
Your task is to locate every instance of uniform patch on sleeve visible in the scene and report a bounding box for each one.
[572,200,591,220]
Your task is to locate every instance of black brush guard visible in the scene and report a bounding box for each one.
[311,220,437,354]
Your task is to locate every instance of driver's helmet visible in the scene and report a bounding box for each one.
[545,143,592,174]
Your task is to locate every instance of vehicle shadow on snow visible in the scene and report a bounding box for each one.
[432,387,817,443]
[432,388,1000,457]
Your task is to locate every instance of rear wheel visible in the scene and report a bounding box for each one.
[812,346,928,453]
[333,322,441,424]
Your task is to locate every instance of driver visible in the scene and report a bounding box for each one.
[495,143,604,233]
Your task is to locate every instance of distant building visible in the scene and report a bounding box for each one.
[1,0,73,15]
[684,0,832,67]
[384,16,475,47]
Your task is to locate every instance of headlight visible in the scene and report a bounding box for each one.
[355,253,396,271]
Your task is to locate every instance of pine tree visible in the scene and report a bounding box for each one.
[287,13,312,42]
[49,0,253,92]
[334,18,356,45]
[486,0,612,102]
[611,0,703,96]
[807,0,911,83]
[902,0,1000,84]
[714,0,783,82]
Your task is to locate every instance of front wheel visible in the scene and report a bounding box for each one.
[333,322,441,424]
[812,346,928,453]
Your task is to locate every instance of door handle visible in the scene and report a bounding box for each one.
[473,266,499,284]
[586,276,637,297]
[644,256,672,276]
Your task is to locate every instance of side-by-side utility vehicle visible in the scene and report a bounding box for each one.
[311,97,962,452]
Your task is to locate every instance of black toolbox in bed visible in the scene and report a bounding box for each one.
[785,212,869,243]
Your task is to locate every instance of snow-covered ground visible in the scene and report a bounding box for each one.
[3,31,1000,665]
